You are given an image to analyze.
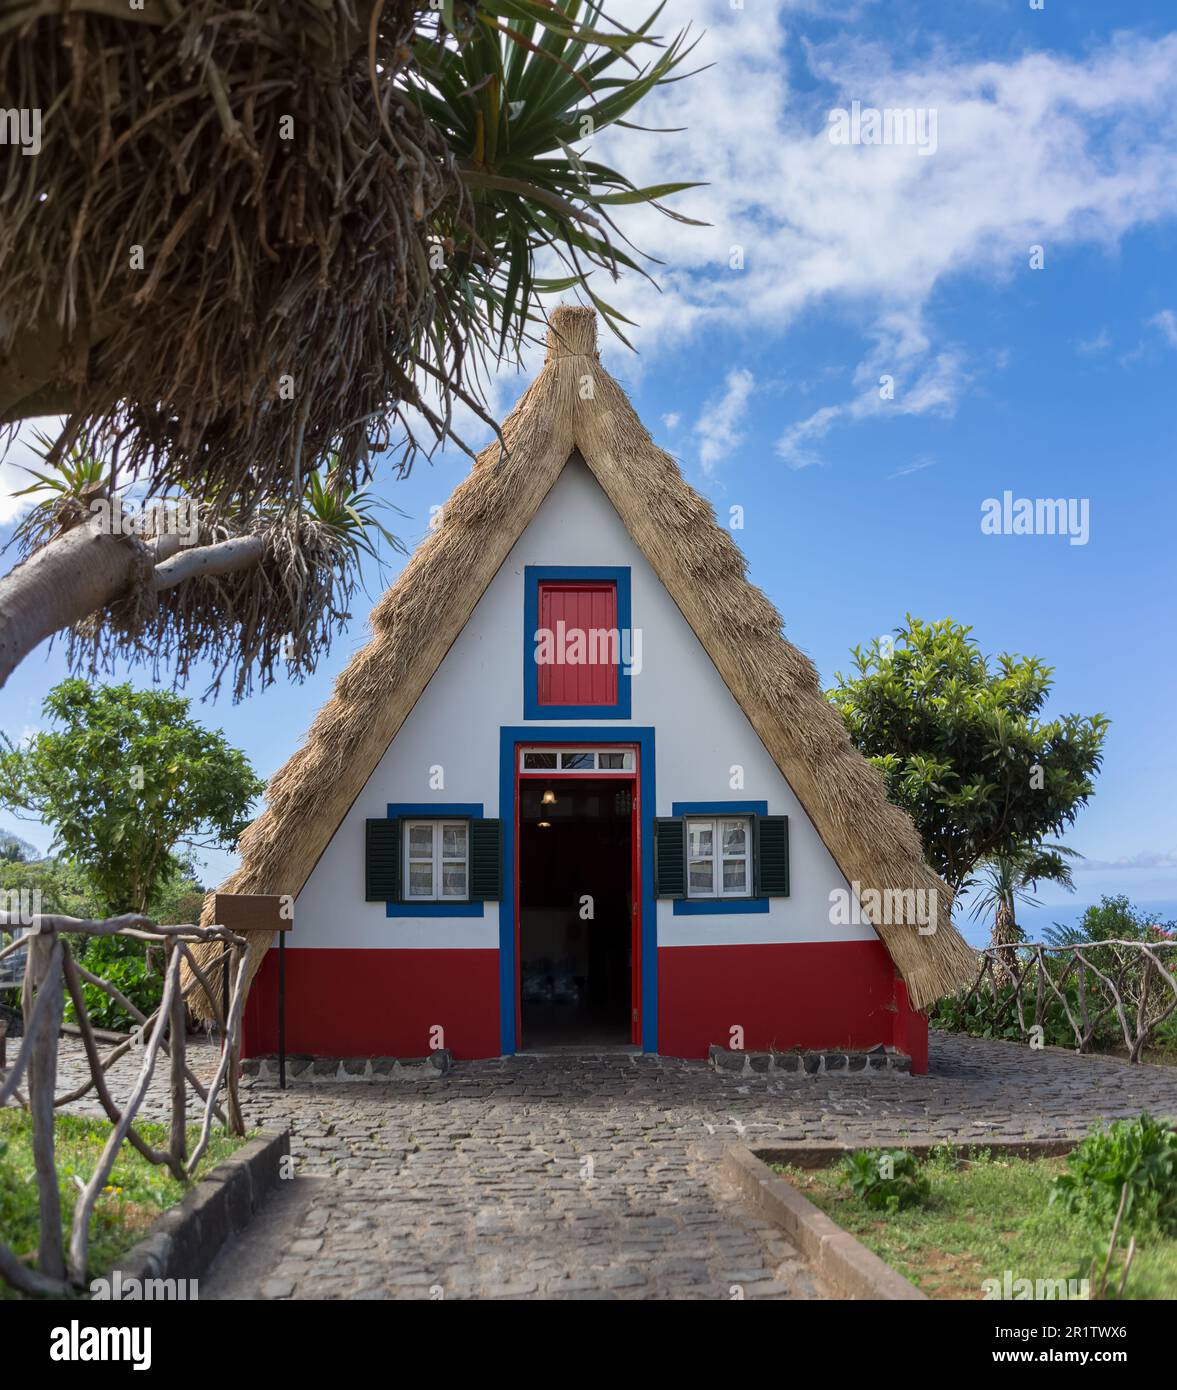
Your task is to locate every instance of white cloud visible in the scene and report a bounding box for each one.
[583,12,1177,461]
[1080,849,1177,871]
[1149,308,1177,347]
[662,412,680,431]
[888,455,937,480]
[694,367,755,474]
[1076,328,1112,355]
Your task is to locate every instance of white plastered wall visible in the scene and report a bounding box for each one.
[292,456,877,950]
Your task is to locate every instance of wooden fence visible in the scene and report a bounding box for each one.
[950,939,1177,1061]
[0,912,248,1297]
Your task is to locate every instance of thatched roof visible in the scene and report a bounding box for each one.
[194,305,976,1014]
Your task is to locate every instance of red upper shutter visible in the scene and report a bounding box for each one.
[537,581,618,706]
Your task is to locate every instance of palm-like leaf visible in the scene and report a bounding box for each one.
[411,0,705,355]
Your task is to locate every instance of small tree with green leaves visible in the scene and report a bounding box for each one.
[0,680,262,916]
[827,617,1108,895]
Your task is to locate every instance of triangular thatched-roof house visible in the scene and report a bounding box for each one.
[200,306,974,1070]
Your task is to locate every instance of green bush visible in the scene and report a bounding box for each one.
[840,1148,930,1212]
[68,934,163,1034]
[1050,1113,1177,1235]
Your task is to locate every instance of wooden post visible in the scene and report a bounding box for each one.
[27,934,65,1281]
[226,944,244,1137]
[168,942,187,1170]
[212,893,292,1094]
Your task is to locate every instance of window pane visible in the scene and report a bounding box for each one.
[407,862,433,897]
[722,859,748,893]
[523,752,557,768]
[688,822,713,858]
[689,859,714,894]
[560,751,595,769]
[442,823,467,859]
[721,820,747,854]
[441,863,467,898]
[598,752,625,769]
[408,824,433,856]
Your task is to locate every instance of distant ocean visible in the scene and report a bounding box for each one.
[954,895,1177,951]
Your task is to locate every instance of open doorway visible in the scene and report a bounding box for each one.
[518,776,634,1048]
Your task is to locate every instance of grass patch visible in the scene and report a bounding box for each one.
[0,1109,249,1298]
[777,1150,1177,1300]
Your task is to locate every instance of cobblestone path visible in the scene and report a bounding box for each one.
[54,1031,1177,1300]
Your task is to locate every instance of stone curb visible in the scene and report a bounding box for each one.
[751,1137,1081,1169]
[104,1129,289,1292]
[709,1043,911,1077]
[241,1050,453,1083]
[722,1145,927,1301]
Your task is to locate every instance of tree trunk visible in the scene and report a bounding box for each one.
[991,901,1021,984]
[0,523,266,689]
[0,523,138,688]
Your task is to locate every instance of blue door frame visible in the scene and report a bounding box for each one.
[498,725,657,1054]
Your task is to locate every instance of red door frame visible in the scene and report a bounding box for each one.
[514,742,642,1046]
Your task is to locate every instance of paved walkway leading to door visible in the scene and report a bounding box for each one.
[54,1031,1177,1299]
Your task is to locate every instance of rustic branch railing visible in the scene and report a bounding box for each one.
[947,940,1177,1062]
[0,913,248,1297]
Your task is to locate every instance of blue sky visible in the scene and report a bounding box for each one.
[2,0,1176,945]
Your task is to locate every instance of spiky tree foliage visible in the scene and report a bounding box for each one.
[0,0,698,693]
[968,841,1079,954]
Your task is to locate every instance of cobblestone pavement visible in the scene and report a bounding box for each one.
[52,1031,1177,1300]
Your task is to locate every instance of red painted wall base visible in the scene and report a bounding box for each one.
[242,947,501,1060]
[657,940,928,1073]
[242,940,928,1073]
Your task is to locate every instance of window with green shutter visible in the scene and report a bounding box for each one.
[654,805,789,907]
[366,807,501,913]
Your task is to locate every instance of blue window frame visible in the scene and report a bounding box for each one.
[384,803,485,917]
[670,800,770,915]
[522,565,632,720]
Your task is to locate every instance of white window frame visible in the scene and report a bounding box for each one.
[685,816,752,899]
[518,746,634,774]
[402,820,469,901]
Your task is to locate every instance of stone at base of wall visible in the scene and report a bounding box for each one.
[241,1049,454,1083]
[708,1044,912,1077]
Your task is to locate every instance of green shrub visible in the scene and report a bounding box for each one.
[840,1148,930,1212]
[1050,1113,1177,1234]
[67,934,163,1033]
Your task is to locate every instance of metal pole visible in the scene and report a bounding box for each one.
[278,929,287,1091]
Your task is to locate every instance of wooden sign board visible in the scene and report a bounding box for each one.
[212,893,293,933]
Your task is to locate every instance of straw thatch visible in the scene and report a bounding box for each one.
[190,305,976,1017]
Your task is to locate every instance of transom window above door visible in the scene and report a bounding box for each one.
[519,747,634,773]
[686,816,751,898]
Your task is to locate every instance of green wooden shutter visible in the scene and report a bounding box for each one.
[654,817,686,898]
[469,818,502,901]
[365,817,400,901]
[755,815,789,897]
